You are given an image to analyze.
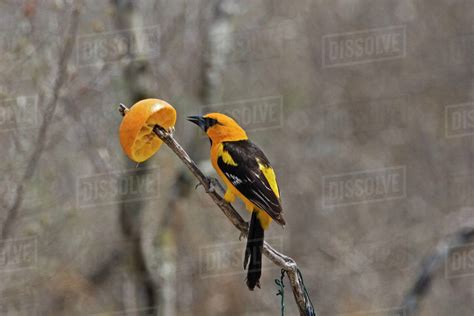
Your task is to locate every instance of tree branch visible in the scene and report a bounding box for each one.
[1,3,81,240]
[401,227,474,315]
[119,104,316,315]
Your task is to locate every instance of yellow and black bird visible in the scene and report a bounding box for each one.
[187,113,286,290]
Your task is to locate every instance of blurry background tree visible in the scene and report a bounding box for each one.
[1,0,474,315]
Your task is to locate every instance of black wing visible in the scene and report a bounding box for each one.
[218,140,285,225]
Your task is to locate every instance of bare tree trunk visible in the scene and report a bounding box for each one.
[201,0,238,104]
[111,1,162,314]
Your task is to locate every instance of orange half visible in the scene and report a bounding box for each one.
[119,98,176,162]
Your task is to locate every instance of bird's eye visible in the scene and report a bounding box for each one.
[204,118,219,131]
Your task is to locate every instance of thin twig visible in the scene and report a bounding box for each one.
[119,104,315,315]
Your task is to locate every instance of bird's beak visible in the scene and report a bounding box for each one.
[187,115,206,131]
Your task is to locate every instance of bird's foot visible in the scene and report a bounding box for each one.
[239,231,246,241]
[206,180,216,193]
[207,177,225,193]
[206,177,221,193]
[195,177,222,193]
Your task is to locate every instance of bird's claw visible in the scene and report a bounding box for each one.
[195,177,220,193]
[206,177,224,193]
[239,231,246,241]
[206,177,217,193]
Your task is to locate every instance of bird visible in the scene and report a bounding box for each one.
[187,113,286,290]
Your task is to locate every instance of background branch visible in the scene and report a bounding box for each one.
[402,227,474,315]
[119,104,316,316]
[1,3,80,240]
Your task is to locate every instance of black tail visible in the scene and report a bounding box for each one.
[244,211,264,290]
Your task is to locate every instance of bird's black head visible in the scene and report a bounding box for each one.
[187,113,248,143]
[186,115,219,132]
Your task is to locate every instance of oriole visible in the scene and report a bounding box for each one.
[188,113,286,290]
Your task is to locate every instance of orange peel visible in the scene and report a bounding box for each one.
[119,98,176,162]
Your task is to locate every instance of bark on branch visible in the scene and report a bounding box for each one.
[118,104,315,316]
